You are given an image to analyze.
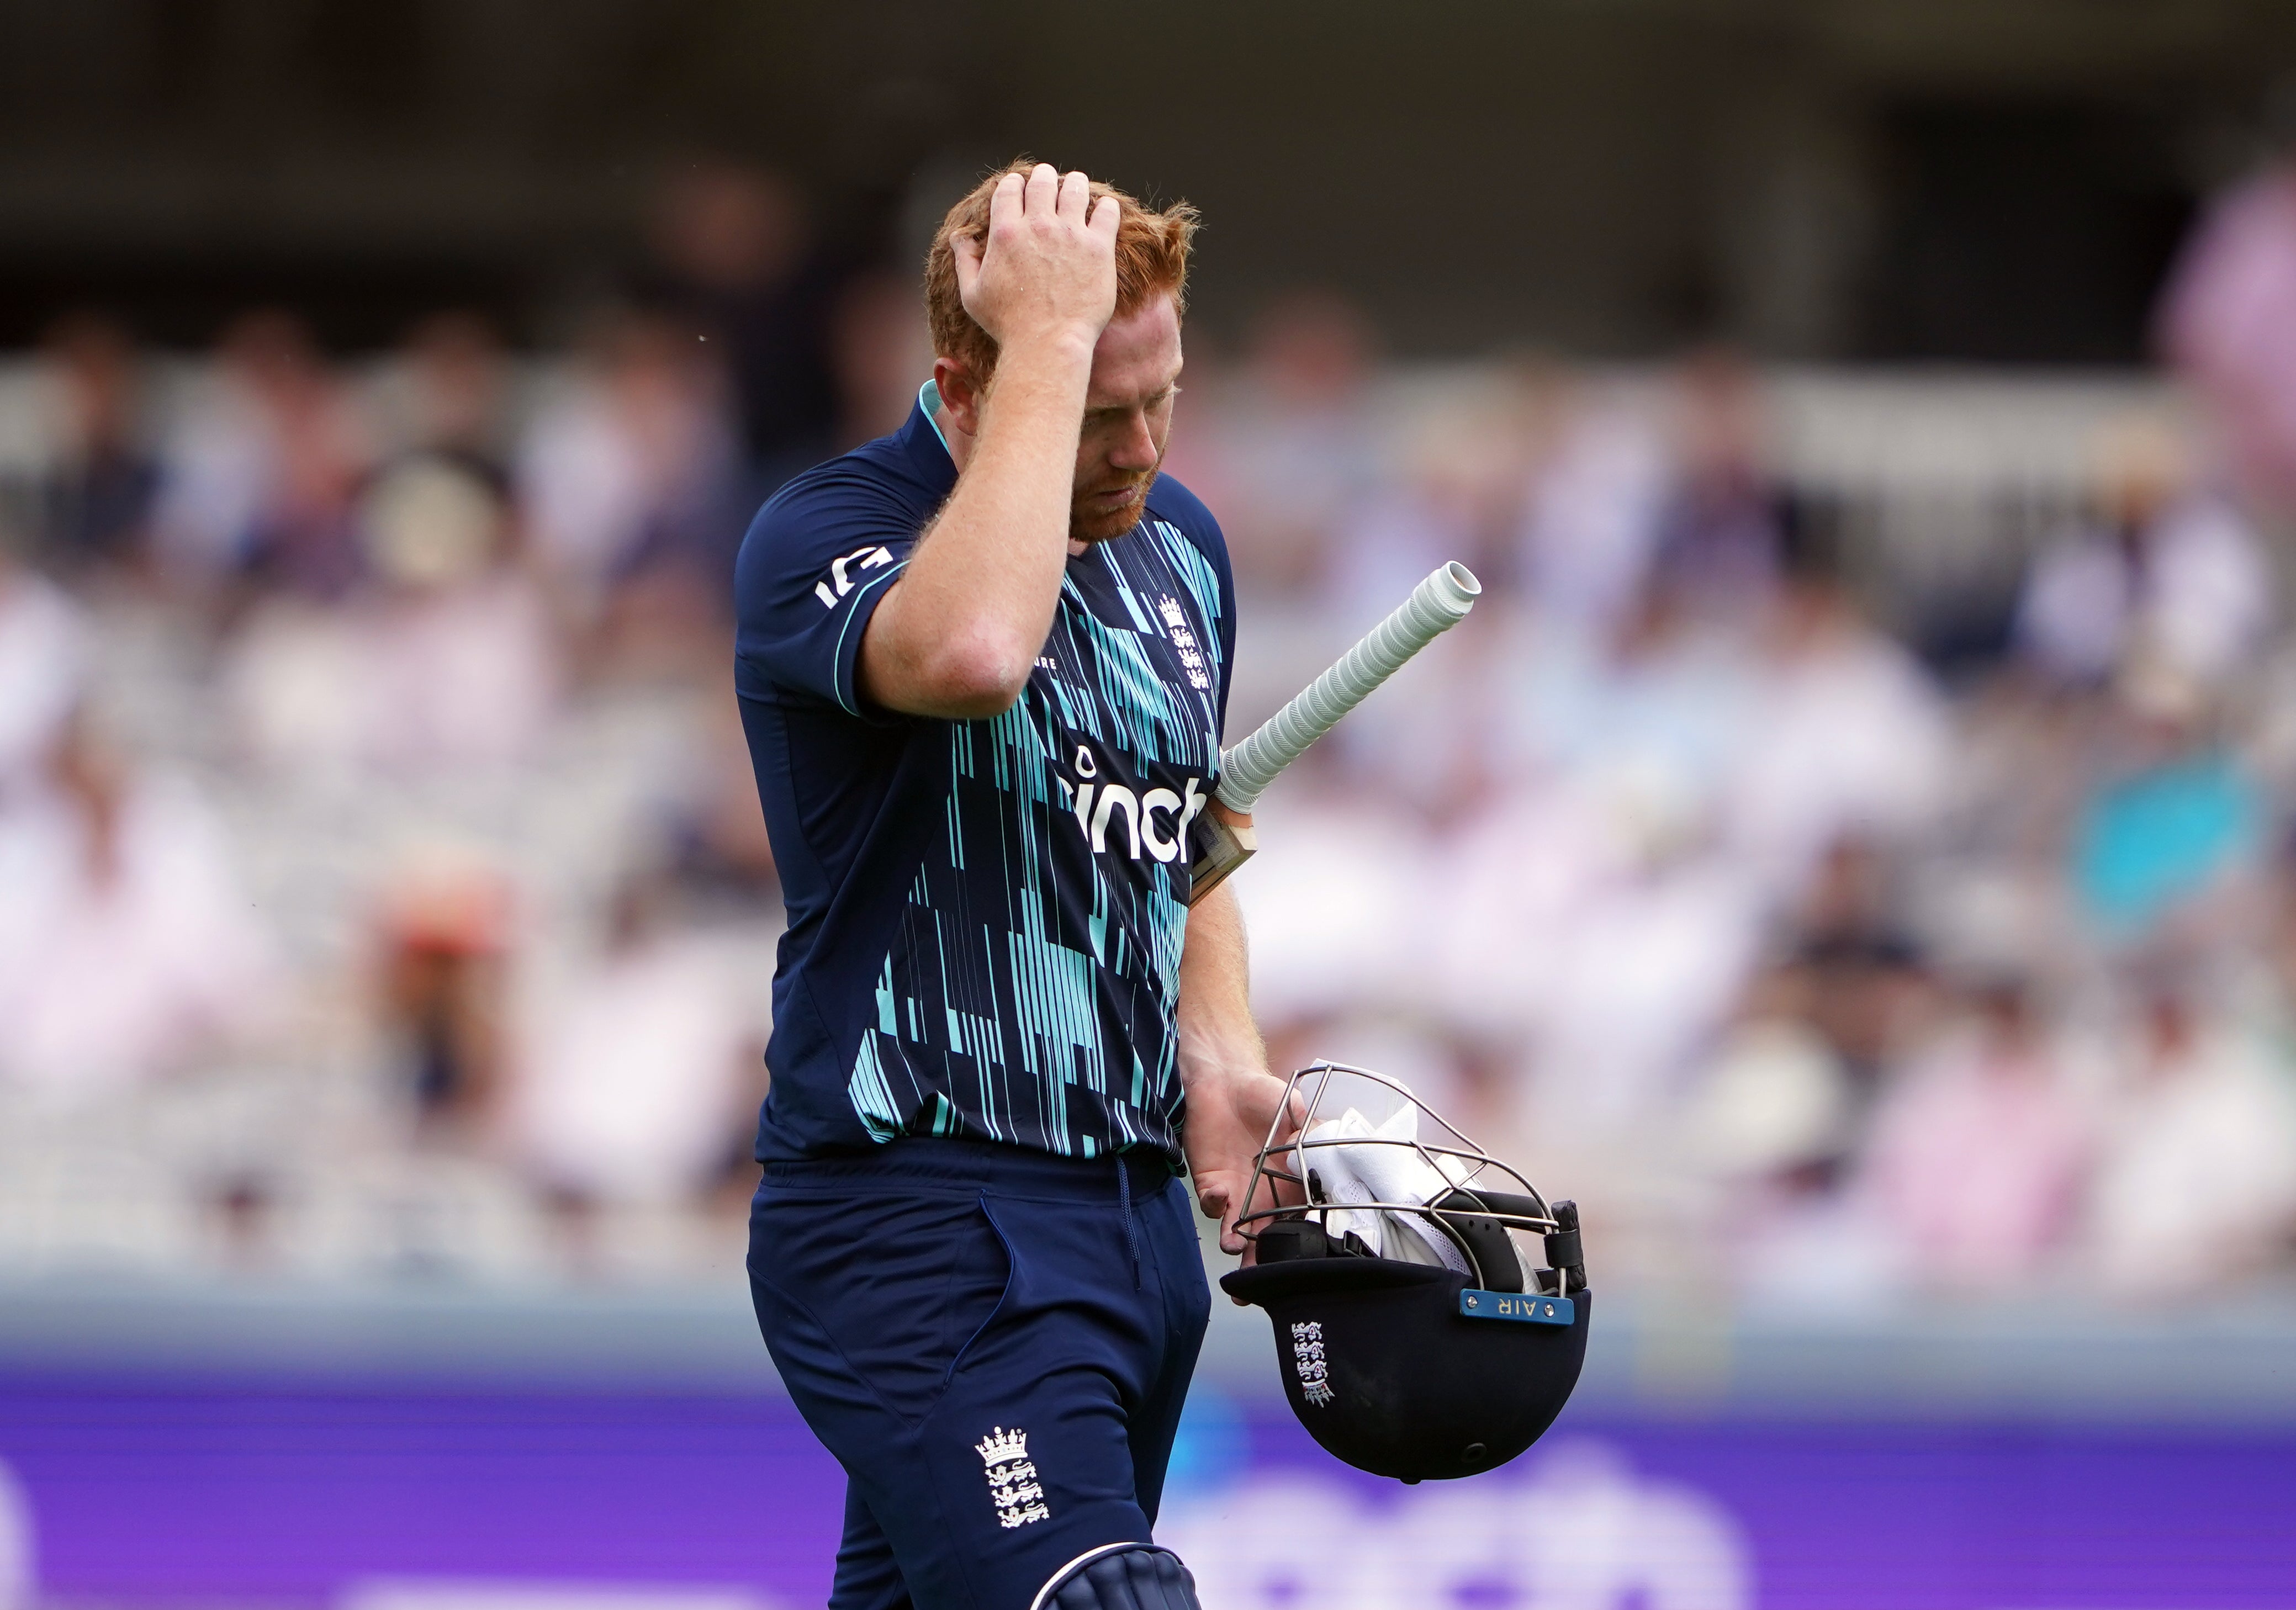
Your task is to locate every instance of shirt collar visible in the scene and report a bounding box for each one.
[897,379,959,495]
[918,380,953,456]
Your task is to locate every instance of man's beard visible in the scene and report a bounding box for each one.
[1068,466,1161,546]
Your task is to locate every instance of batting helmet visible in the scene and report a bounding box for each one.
[1220,1061,1590,1484]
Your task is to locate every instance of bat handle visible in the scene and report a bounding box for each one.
[1215,560,1480,813]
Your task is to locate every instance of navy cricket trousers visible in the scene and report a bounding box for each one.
[747,1139,1212,1610]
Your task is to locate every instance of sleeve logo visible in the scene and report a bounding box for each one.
[814,545,894,608]
[976,1426,1050,1529]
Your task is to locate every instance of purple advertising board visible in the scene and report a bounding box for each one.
[2,1375,2293,1609]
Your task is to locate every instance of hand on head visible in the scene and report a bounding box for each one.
[951,164,1120,360]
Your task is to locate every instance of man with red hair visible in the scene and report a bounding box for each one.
[733,161,1286,1608]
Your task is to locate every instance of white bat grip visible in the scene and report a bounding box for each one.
[1216,560,1480,812]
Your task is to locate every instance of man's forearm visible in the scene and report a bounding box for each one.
[863,340,1092,717]
[1177,881,1266,1087]
[1177,880,1294,1256]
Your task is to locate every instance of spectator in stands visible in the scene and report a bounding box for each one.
[1859,965,2093,1291]
[1217,288,1386,595]
[2014,420,2272,692]
[33,313,161,579]
[516,307,740,657]
[1680,957,1926,1307]
[1722,550,1953,898]
[1507,356,1671,637]
[1519,766,1768,1135]
[2083,965,2296,1291]
[1328,414,1500,631]
[1679,962,1903,1302]
[1424,749,1765,1141]
[509,868,761,1229]
[374,848,514,1142]
[1930,671,2094,881]
[1496,577,1757,817]
[380,311,515,472]
[1648,348,1786,624]
[357,454,559,767]
[0,527,88,804]
[660,697,782,915]
[1789,838,1935,1107]
[225,454,558,771]
[2157,105,2296,515]
[1230,746,1431,1033]
[2068,677,2262,946]
[1322,415,1511,812]
[0,713,274,1102]
[1684,963,1855,1194]
[155,311,372,603]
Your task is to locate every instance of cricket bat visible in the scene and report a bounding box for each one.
[1186,560,1482,904]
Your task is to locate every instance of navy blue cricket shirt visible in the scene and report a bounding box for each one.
[733,383,1237,1167]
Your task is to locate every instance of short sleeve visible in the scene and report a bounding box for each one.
[733,467,920,720]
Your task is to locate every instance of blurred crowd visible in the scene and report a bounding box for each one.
[0,162,914,1281]
[1216,328,2296,1307]
[6,152,2296,1305]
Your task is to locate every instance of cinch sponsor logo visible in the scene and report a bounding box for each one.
[1066,745,1206,865]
